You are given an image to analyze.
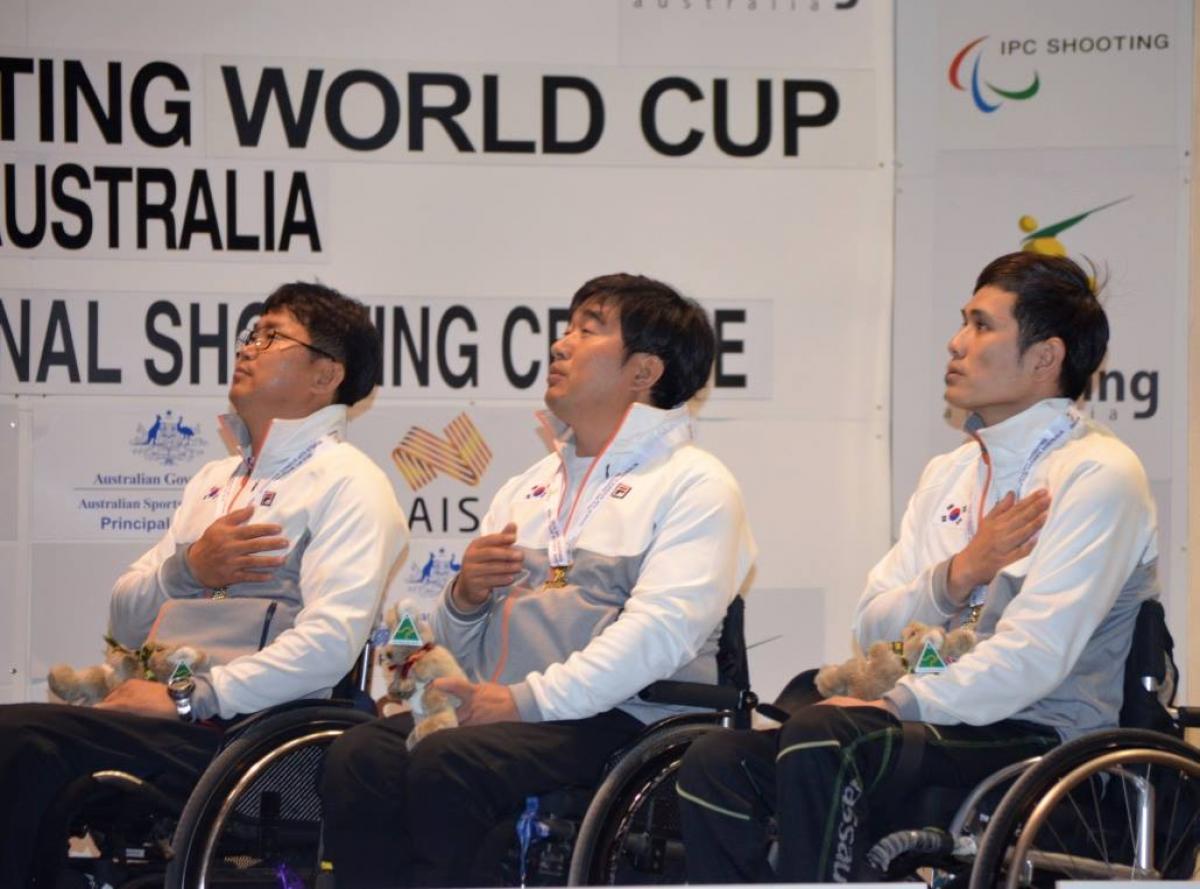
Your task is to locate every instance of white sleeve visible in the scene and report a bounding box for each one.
[207,465,406,718]
[892,455,1156,725]
[852,458,959,648]
[516,468,754,721]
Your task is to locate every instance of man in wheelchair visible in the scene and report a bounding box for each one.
[0,282,406,888]
[678,252,1162,882]
[320,273,757,887]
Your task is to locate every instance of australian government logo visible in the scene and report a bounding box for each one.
[1010,199,1158,421]
[130,409,207,466]
[405,545,463,598]
[949,32,1169,113]
[392,412,491,534]
[77,409,203,537]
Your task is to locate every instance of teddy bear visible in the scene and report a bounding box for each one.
[378,603,467,751]
[47,635,208,705]
[815,621,976,701]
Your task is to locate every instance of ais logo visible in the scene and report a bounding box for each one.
[391,412,491,534]
[949,36,1040,113]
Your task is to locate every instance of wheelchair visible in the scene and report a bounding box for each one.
[862,599,1200,888]
[46,599,755,888]
[47,647,377,889]
[460,596,758,887]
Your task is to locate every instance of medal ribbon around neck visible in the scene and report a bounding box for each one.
[215,431,340,517]
[543,410,692,577]
[486,411,691,683]
[962,407,1080,617]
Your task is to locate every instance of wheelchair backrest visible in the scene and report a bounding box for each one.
[715,595,750,692]
[1119,598,1180,734]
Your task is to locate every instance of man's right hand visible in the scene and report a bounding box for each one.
[186,505,289,589]
[947,489,1050,604]
[452,522,523,611]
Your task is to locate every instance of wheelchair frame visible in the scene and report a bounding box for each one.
[864,600,1200,888]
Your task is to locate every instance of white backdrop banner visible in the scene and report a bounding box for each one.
[894,0,1192,689]
[0,0,895,705]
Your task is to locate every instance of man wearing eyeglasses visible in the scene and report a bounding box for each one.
[0,282,405,888]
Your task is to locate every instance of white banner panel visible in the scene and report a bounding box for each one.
[1,0,895,705]
[895,0,1192,689]
[31,398,231,541]
[934,2,1182,151]
[0,402,19,541]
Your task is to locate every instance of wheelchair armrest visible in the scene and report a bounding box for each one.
[637,680,754,711]
[1175,706,1200,729]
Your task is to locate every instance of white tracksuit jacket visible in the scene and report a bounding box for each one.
[109,404,406,720]
[866,398,1159,739]
[434,403,757,724]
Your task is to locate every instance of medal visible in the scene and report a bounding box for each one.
[545,565,571,588]
[966,603,983,627]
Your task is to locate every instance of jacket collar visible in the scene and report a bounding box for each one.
[538,402,694,468]
[220,403,347,472]
[965,397,1074,471]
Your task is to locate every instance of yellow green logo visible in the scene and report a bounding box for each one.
[1018,196,1131,257]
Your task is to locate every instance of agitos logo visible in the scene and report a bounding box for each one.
[949,36,1040,113]
[391,413,492,491]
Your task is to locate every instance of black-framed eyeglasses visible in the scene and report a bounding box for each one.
[236,327,341,362]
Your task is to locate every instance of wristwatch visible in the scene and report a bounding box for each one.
[167,676,197,722]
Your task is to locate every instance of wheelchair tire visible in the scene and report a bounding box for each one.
[568,717,727,885]
[165,704,373,889]
[969,729,1200,889]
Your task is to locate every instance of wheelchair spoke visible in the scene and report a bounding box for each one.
[1162,788,1200,875]
[1086,770,1108,864]
[1047,781,1107,868]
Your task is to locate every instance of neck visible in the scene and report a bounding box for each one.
[974,393,1056,428]
[570,403,634,457]
[241,412,272,460]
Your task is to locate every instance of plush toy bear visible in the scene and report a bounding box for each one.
[47,636,208,705]
[815,621,976,701]
[378,603,467,751]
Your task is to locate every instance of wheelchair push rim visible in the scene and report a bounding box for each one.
[970,729,1200,889]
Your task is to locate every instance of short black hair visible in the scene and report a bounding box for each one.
[262,281,380,406]
[569,273,714,409]
[974,252,1109,400]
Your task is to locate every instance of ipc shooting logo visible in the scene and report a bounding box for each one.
[129,410,206,466]
[948,36,1040,113]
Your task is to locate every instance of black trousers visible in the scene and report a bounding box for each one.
[0,702,222,889]
[319,708,644,888]
[677,703,1059,883]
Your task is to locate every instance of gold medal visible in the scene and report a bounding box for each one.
[967,603,983,626]
[545,565,571,588]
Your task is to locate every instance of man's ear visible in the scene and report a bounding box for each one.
[312,359,346,401]
[1030,337,1066,385]
[629,353,665,399]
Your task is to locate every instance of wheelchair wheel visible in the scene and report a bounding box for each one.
[166,705,373,888]
[969,729,1200,889]
[568,718,726,885]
